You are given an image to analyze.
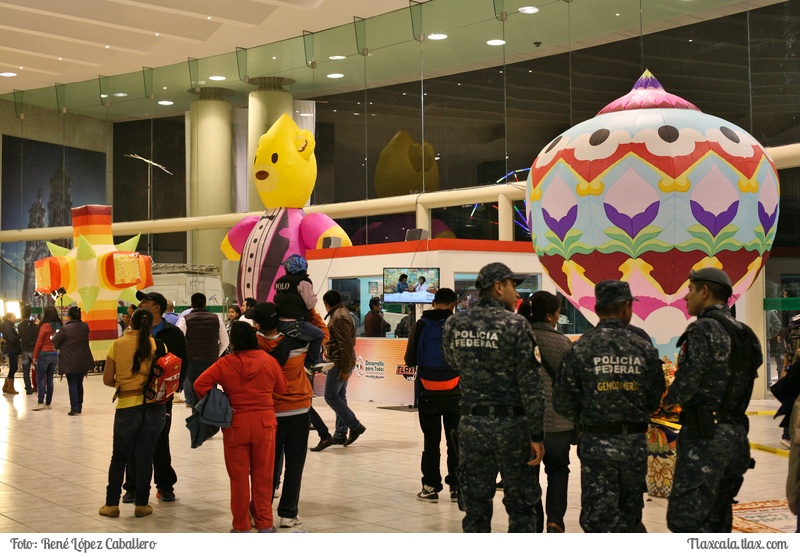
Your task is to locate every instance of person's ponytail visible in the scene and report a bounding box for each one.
[130,308,154,374]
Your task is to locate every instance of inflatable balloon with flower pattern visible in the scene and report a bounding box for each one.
[527,71,779,354]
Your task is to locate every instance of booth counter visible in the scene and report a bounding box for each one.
[306,238,552,405]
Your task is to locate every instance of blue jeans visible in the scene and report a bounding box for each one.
[323,365,361,439]
[66,374,86,413]
[278,320,323,368]
[106,404,166,506]
[36,353,58,405]
[21,351,33,393]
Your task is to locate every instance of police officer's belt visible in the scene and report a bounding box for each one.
[462,405,525,417]
[581,422,648,435]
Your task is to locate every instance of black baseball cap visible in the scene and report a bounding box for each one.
[136,291,167,315]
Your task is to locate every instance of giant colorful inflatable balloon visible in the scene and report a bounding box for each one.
[527,71,779,354]
[34,205,153,359]
[221,114,352,303]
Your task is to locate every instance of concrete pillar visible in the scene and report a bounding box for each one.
[247,78,294,212]
[190,88,232,269]
[497,193,514,241]
[740,270,767,400]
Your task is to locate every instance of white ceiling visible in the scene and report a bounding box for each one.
[0,0,411,95]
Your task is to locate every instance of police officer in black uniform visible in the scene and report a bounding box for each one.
[442,262,545,533]
[554,280,664,532]
[664,267,762,532]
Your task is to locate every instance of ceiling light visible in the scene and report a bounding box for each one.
[519,6,539,14]
[329,55,346,60]
[105,45,110,49]
[299,113,314,117]
[208,75,226,81]
[0,72,17,77]
[272,56,277,60]
[487,39,506,46]
[58,57,63,61]
[207,16,211,20]
[327,73,344,79]
[428,33,447,40]
[158,100,173,106]
[100,94,108,98]
[112,92,128,97]
[155,33,160,37]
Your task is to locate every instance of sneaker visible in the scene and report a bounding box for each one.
[98,505,120,518]
[273,489,281,499]
[230,528,251,533]
[45,404,51,410]
[417,485,439,502]
[279,515,302,528]
[32,403,45,411]
[172,394,185,403]
[343,424,366,446]
[122,491,135,504]
[496,480,504,491]
[134,504,153,518]
[158,489,175,502]
[450,488,459,502]
[258,526,277,533]
[313,362,335,374]
[310,437,334,452]
[781,438,791,449]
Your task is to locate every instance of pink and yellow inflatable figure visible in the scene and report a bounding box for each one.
[221,114,351,303]
[34,205,153,360]
[527,71,779,354]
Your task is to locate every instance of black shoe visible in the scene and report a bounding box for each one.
[496,480,504,491]
[343,424,366,446]
[67,411,79,416]
[331,437,346,445]
[122,491,135,504]
[158,489,176,502]
[310,437,335,452]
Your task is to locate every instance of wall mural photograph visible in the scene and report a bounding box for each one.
[1,136,106,305]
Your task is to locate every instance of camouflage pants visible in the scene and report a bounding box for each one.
[578,433,647,532]
[667,424,750,533]
[458,416,541,532]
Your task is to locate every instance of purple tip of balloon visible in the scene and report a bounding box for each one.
[631,69,663,91]
[598,70,700,115]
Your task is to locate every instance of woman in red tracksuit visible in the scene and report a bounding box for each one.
[194,321,286,533]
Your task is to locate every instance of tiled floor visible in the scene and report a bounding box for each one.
[0,374,791,534]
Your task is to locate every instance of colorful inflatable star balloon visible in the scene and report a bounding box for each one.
[34,205,153,359]
[527,70,779,355]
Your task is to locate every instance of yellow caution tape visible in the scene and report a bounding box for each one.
[746,410,777,416]
[749,442,789,458]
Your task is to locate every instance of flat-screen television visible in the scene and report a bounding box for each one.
[383,267,440,304]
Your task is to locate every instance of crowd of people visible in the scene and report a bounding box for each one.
[1,254,794,534]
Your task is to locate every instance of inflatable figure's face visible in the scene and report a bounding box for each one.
[253,114,317,208]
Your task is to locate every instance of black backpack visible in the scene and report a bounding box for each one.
[704,310,762,431]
